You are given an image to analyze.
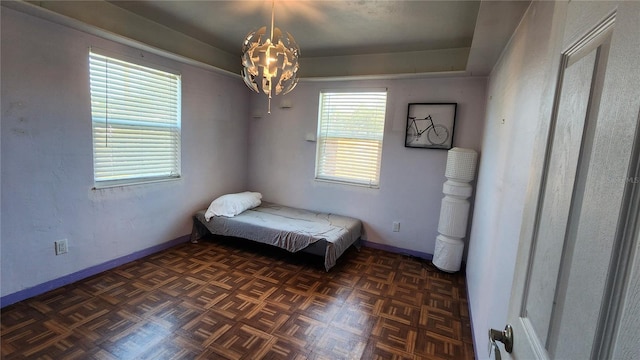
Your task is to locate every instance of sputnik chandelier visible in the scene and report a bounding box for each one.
[241,0,300,113]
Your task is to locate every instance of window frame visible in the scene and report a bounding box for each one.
[89,50,182,189]
[314,89,388,188]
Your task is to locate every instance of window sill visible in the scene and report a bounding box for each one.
[314,177,379,189]
[92,176,181,190]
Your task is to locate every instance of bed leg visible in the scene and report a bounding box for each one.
[190,220,201,244]
[354,239,362,252]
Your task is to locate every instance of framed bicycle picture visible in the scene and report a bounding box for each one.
[405,103,457,149]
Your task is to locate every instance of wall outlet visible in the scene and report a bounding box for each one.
[55,239,68,255]
[392,221,401,232]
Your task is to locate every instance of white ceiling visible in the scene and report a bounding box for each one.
[107,1,481,58]
[9,0,530,77]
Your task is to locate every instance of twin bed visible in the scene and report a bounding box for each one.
[190,199,362,271]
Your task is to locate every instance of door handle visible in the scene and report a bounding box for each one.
[489,324,513,356]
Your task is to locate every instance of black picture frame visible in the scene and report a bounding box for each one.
[405,103,456,149]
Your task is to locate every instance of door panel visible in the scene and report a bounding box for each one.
[524,47,596,345]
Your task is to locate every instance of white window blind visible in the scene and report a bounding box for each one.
[89,51,181,186]
[316,90,387,187]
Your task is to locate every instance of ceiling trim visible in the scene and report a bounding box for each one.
[298,70,473,83]
[300,47,470,78]
[6,0,240,76]
[6,0,484,80]
[467,0,531,76]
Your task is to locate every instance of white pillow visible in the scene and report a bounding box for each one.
[204,191,262,220]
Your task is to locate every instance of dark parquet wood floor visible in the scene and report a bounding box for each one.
[1,236,474,360]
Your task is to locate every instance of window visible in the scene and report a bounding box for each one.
[315,90,387,187]
[89,51,181,187]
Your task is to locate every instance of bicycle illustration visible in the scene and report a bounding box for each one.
[406,115,449,146]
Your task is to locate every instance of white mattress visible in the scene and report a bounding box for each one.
[191,202,362,270]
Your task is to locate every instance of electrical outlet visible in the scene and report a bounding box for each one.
[55,239,68,255]
[392,221,400,232]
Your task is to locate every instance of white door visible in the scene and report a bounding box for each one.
[499,1,640,359]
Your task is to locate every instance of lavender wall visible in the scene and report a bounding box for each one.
[247,77,486,256]
[1,8,249,298]
[465,1,566,357]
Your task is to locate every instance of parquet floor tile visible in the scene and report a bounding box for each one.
[1,236,474,359]
[329,304,376,337]
[310,326,368,360]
